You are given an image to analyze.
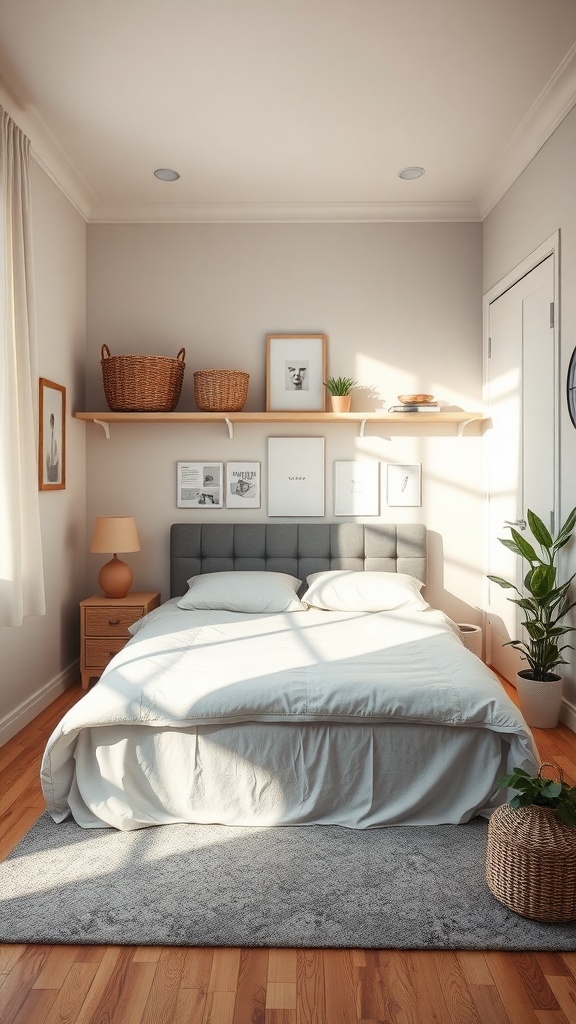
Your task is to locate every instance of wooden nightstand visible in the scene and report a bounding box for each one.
[80,592,161,689]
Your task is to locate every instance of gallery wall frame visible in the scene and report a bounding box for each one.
[39,377,66,491]
[386,463,422,507]
[265,334,327,412]
[226,462,261,508]
[268,436,325,516]
[177,462,224,508]
[334,461,380,516]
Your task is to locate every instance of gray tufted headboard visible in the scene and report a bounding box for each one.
[170,522,426,598]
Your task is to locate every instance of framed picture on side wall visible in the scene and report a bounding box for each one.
[39,378,66,490]
[265,334,327,412]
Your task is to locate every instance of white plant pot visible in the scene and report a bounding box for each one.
[516,670,563,729]
[457,623,483,659]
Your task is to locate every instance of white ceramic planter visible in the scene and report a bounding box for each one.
[457,623,483,659]
[516,670,563,729]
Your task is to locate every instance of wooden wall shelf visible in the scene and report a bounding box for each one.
[74,410,488,439]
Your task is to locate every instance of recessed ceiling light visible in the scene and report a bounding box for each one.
[154,168,180,182]
[398,166,425,180]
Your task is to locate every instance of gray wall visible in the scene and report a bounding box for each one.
[85,221,484,618]
[483,104,576,712]
[0,161,87,742]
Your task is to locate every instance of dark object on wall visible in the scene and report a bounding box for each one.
[193,369,249,411]
[567,346,576,428]
[101,345,185,411]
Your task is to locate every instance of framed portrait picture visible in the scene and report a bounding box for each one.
[226,462,261,508]
[268,436,325,517]
[265,334,327,412]
[334,461,380,516]
[386,464,422,507]
[177,462,223,508]
[39,378,66,491]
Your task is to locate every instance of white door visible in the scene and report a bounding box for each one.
[486,254,556,681]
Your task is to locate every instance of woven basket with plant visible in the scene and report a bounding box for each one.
[486,762,576,922]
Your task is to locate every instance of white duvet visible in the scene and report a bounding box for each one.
[41,600,539,830]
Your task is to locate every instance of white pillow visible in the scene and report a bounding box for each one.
[177,571,305,612]
[301,570,428,612]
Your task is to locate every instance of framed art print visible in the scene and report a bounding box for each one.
[226,462,261,508]
[268,437,325,516]
[177,462,223,508]
[386,463,422,507]
[39,378,66,490]
[265,334,327,412]
[334,461,380,516]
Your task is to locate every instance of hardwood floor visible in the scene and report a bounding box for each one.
[1,681,576,1024]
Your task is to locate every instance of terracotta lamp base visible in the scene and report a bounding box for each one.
[98,555,133,598]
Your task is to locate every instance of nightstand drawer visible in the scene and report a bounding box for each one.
[84,606,144,637]
[80,592,160,689]
[84,638,127,669]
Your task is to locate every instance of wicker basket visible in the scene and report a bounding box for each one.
[486,766,576,922]
[101,344,185,412]
[193,369,249,412]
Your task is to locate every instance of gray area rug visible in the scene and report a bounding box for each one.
[1,813,575,949]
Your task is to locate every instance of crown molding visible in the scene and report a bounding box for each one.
[0,80,93,220]
[476,42,576,219]
[3,44,575,226]
[88,199,481,224]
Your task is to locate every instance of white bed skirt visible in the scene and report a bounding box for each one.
[68,718,512,831]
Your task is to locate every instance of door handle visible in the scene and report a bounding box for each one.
[504,519,527,530]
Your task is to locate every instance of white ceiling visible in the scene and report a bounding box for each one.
[1,0,576,223]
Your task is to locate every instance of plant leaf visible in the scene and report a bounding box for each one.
[526,564,556,598]
[527,509,553,550]
[507,529,539,562]
[487,575,519,591]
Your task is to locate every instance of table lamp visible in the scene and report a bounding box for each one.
[90,516,140,598]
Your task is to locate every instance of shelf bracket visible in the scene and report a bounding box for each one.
[359,418,367,438]
[224,417,234,439]
[93,418,111,439]
[457,418,474,437]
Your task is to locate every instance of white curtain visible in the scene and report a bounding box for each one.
[0,107,45,625]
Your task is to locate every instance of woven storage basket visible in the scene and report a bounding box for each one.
[486,771,576,922]
[193,369,249,412]
[101,344,185,412]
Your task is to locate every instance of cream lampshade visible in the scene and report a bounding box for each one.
[90,516,140,598]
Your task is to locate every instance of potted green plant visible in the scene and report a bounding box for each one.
[324,376,358,413]
[487,507,576,728]
[486,763,576,922]
[496,764,576,825]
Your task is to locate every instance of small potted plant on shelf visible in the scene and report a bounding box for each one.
[323,376,358,413]
[487,507,576,728]
[486,763,576,922]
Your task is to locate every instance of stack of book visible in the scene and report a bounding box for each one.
[388,395,440,413]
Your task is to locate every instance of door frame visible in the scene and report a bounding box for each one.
[482,230,560,668]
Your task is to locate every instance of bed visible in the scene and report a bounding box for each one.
[41,522,539,831]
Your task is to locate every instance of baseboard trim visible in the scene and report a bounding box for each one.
[560,695,576,733]
[0,661,79,747]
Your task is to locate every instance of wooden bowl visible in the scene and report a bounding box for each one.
[398,393,435,404]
